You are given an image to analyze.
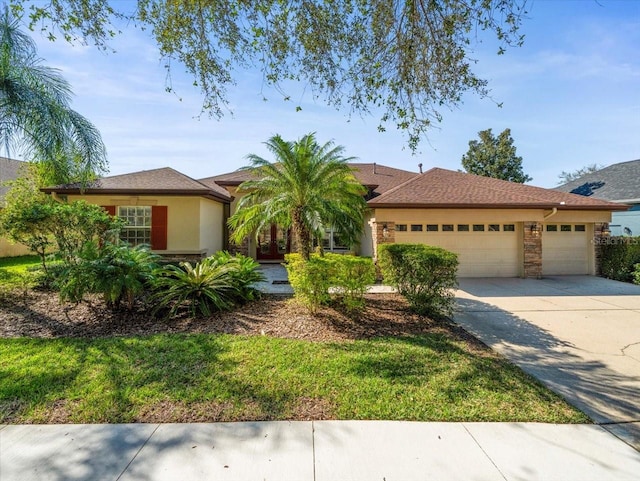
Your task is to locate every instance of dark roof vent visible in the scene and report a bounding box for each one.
[418,163,423,174]
[373,162,377,174]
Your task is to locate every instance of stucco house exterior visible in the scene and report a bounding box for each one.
[42,168,231,258]
[42,162,625,278]
[0,157,31,257]
[556,159,640,236]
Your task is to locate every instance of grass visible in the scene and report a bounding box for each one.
[0,255,41,290]
[0,333,589,424]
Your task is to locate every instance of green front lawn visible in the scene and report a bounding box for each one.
[0,255,41,289]
[0,333,588,424]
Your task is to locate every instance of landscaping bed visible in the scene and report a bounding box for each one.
[0,291,588,425]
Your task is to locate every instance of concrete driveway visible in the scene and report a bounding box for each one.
[454,276,640,450]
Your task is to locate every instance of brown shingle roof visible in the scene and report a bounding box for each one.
[42,167,231,202]
[368,168,628,210]
[203,162,417,196]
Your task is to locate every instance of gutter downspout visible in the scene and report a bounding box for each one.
[544,207,558,220]
[49,192,65,203]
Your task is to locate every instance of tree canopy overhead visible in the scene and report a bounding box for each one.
[7,0,528,151]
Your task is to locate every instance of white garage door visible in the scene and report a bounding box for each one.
[542,224,591,275]
[395,222,521,277]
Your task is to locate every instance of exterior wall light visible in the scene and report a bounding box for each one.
[382,224,389,239]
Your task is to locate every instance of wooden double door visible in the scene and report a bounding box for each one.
[256,224,291,260]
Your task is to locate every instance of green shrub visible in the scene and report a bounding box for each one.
[599,237,640,282]
[328,254,376,311]
[208,251,264,302]
[151,253,264,317]
[55,242,159,309]
[285,253,333,312]
[377,243,458,317]
[91,243,160,309]
[285,253,375,312]
[633,264,640,286]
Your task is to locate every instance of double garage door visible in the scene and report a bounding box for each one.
[394,222,592,277]
[395,222,521,277]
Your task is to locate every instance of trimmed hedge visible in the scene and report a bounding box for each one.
[285,253,376,312]
[377,243,458,317]
[599,237,640,283]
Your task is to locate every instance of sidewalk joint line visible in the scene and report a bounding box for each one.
[311,421,317,481]
[115,424,160,481]
[463,424,508,481]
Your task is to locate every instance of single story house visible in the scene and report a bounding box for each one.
[555,159,640,236]
[0,157,31,257]
[43,162,626,278]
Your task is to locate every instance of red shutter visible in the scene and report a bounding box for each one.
[151,206,168,250]
[101,205,116,216]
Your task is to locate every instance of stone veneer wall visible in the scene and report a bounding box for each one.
[228,237,249,257]
[593,222,609,276]
[371,220,395,260]
[523,221,542,279]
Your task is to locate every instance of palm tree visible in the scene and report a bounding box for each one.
[228,133,367,261]
[0,7,106,184]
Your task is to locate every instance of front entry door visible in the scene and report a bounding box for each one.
[257,224,290,260]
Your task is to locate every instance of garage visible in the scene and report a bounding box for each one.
[394,222,521,277]
[542,223,592,275]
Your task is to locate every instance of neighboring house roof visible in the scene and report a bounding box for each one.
[555,159,640,202]
[202,162,418,197]
[42,167,231,202]
[0,157,26,202]
[368,167,627,211]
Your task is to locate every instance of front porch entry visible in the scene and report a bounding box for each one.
[257,224,291,260]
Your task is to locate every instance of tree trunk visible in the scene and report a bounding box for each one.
[292,208,311,260]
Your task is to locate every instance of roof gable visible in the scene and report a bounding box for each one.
[369,168,626,210]
[203,162,418,197]
[555,159,640,202]
[42,167,231,202]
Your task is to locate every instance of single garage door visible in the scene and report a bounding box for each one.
[542,223,591,275]
[395,222,521,277]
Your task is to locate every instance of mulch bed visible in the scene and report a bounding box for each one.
[0,291,482,347]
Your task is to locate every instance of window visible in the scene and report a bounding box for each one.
[574,225,586,232]
[473,224,485,232]
[426,224,439,232]
[396,224,408,232]
[546,224,558,232]
[561,225,572,232]
[457,224,469,232]
[442,224,454,232]
[317,227,349,251]
[503,224,515,232]
[411,224,423,232]
[119,206,152,246]
[488,224,500,232]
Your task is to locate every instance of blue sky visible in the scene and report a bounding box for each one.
[23,0,640,188]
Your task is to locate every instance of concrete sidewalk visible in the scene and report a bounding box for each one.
[2,421,640,481]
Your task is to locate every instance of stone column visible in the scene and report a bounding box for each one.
[593,222,609,275]
[370,219,395,260]
[523,221,542,279]
[229,236,250,257]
